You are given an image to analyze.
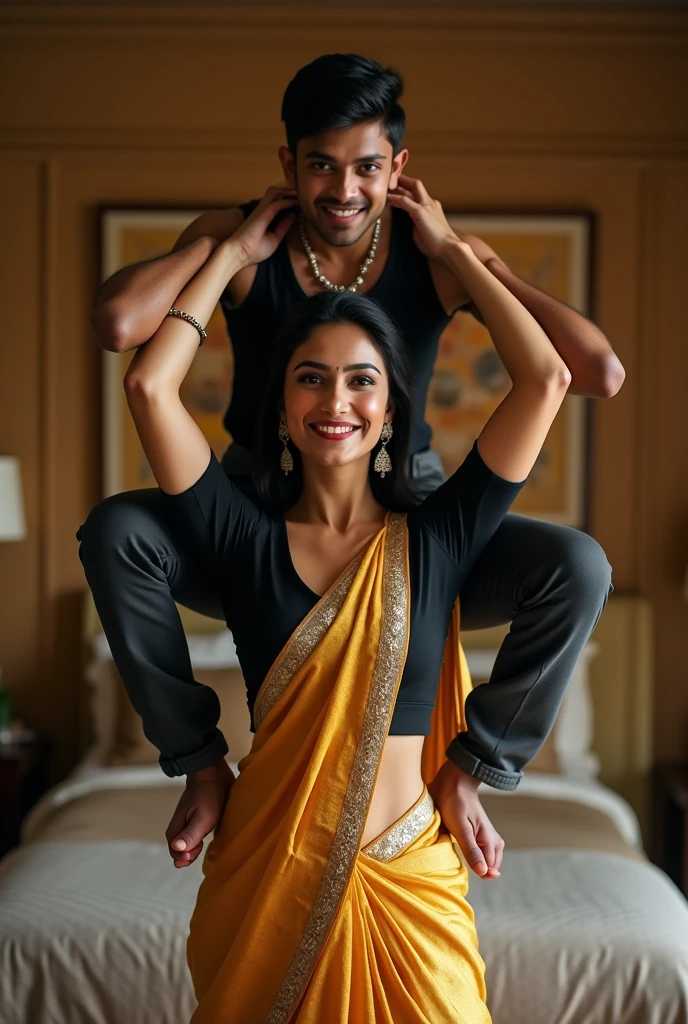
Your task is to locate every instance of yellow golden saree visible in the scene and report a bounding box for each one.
[187,512,491,1024]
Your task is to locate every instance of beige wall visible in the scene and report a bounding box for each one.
[0,4,686,781]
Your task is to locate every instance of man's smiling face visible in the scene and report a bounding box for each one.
[279,121,408,249]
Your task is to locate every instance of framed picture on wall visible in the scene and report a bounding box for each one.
[101,207,231,496]
[102,207,592,528]
[429,213,592,528]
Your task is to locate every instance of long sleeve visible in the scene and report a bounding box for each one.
[146,453,269,776]
[161,451,269,576]
[413,439,527,584]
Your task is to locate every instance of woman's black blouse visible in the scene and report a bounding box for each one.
[163,440,526,742]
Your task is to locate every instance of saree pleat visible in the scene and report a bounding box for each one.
[187,513,490,1024]
[292,810,490,1024]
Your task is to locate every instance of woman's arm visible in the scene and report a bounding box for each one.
[388,184,571,483]
[442,239,571,483]
[123,239,247,494]
[123,188,296,495]
[389,176,623,399]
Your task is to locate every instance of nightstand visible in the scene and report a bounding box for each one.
[0,734,53,857]
[651,762,688,898]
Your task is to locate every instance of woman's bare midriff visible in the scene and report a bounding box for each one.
[360,734,427,848]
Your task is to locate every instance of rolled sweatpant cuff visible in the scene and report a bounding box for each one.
[445,736,523,792]
[158,731,230,778]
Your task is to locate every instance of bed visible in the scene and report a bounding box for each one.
[1,595,687,1024]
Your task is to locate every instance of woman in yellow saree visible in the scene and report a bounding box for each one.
[187,525,486,1024]
[122,187,572,1022]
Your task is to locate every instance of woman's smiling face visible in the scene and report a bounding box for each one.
[282,321,392,470]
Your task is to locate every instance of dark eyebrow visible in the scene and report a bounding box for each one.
[303,151,387,163]
[293,360,381,375]
[344,362,381,374]
[293,361,329,372]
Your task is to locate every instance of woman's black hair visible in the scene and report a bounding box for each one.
[281,53,405,155]
[253,291,420,515]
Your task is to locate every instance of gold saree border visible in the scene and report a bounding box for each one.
[264,512,410,1024]
[360,788,435,863]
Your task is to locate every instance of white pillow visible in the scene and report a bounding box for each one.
[84,631,241,763]
[554,641,600,780]
[464,640,601,781]
[83,656,119,764]
[86,633,600,779]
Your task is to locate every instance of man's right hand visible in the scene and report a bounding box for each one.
[230,183,298,268]
[165,757,235,869]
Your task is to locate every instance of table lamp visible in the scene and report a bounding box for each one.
[0,456,26,740]
[0,456,26,542]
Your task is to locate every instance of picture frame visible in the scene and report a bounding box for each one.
[101,207,592,528]
[430,212,593,528]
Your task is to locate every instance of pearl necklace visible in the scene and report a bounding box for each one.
[300,215,381,293]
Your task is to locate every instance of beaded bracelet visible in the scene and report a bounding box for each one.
[167,307,208,345]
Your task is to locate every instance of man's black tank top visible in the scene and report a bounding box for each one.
[220,200,453,456]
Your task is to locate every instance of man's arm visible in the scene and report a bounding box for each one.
[90,208,245,353]
[389,175,625,400]
[461,252,626,399]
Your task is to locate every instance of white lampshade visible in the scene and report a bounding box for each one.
[0,457,26,541]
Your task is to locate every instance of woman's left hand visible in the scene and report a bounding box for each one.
[428,759,504,880]
[387,175,459,262]
[387,175,509,273]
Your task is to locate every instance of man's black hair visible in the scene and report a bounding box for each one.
[281,53,405,155]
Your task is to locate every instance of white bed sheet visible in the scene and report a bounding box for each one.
[2,761,688,1024]
[474,847,688,1024]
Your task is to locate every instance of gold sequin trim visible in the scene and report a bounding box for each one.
[254,559,361,730]
[264,513,409,1024]
[361,788,435,863]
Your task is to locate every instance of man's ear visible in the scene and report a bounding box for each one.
[388,148,409,191]
[278,146,297,188]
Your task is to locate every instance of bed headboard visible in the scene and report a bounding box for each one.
[82,592,653,838]
[459,595,653,838]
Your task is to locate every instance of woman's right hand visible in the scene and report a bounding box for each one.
[165,758,235,869]
[230,183,298,267]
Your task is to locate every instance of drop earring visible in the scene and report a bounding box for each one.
[278,420,293,475]
[374,422,393,477]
